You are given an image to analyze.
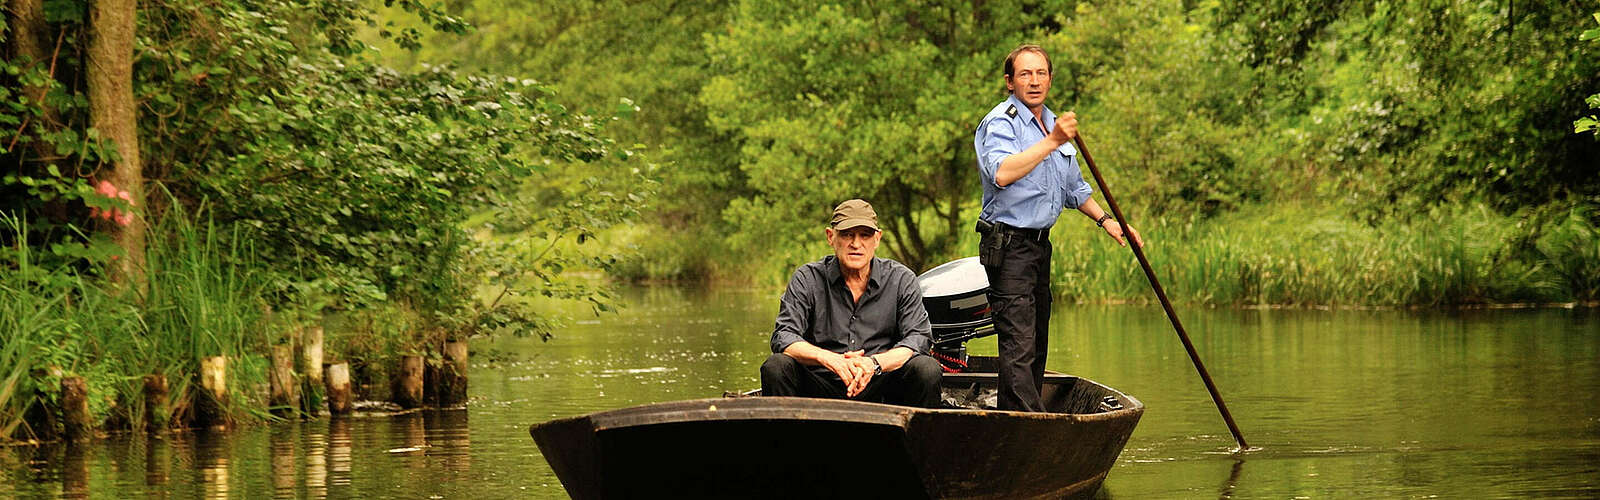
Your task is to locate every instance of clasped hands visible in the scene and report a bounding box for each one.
[821,350,880,398]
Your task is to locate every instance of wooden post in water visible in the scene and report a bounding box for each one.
[142,374,167,432]
[24,368,61,442]
[325,362,353,415]
[197,356,229,428]
[61,376,91,442]
[392,355,424,409]
[269,345,298,418]
[423,357,440,407]
[299,325,325,415]
[440,340,469,406]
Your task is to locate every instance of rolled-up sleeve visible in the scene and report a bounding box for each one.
[977,118,1018,190]
[892,271,932,354]
[770,269,813,354]
[1064,154,1094,209]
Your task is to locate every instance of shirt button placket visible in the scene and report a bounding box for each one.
[849,313,858,349]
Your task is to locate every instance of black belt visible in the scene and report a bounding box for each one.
[991,221,1049,241]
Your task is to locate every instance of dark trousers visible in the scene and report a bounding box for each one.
[980,229,1053,412]
[760,353,943,408]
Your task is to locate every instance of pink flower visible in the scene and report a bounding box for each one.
[90,179,135,227]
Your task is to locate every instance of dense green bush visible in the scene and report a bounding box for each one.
[2,0,647,339]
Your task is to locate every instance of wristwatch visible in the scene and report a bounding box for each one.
[1096,213,1114,227]
[869,355,883,375]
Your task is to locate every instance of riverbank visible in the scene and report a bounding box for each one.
[7,199,1595,444]
[611,201,1600,307]
[1,213,470,446]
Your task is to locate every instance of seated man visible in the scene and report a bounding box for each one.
[760,199,942,408]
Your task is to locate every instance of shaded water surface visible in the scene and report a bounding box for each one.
[3,286,1597,498]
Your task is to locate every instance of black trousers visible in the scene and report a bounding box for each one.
[979,229,1053,412]
[759,353,943,408]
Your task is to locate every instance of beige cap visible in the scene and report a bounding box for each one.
[829,199,879,231]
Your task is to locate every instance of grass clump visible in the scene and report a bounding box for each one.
[1053,203,1584,307]
[1,203,275,440]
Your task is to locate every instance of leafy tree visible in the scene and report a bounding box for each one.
[700,0,1077,273]
[372,0,740,240]
[2,0,648,341]
[1050,0,1263,216]
[1577,12,1600,139]
[85,0,143,287]
[1214,0,1600,214]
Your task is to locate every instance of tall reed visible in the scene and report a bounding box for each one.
[0,214,135,439]
[1052,203,1572,306]
[2,198,276,440]
[136,199,271,423]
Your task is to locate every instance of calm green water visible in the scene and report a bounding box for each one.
[4,286,1598,498]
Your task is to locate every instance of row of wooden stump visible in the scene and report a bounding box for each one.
[41,327,469,443]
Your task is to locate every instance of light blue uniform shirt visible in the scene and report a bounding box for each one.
[974,94,1093,230]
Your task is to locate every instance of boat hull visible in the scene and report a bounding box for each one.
[530,365,1142,499]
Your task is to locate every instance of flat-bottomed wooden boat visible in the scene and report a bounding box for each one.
[529,356,1143,499]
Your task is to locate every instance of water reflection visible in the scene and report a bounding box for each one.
[269,427,296,499]
[425,408,471,472]
[1217,459,1244,499]
[306,424,327,499]
[395,412,427,469]
[195,430,230,498]
[60,443,88,499]
[146,436,170,495]
[328,417,352,487]
[1,290,1595,499]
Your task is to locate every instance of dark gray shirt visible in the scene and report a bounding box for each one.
[770,256,932,356]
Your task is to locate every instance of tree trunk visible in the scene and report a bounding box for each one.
[6,0,62,132]
[87,0,145,288]
[7,0,73,222]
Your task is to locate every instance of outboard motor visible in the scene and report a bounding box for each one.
[917,257,995,372]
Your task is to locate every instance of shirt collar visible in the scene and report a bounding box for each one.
[823,255,883,289]
[1006,94,1054,130]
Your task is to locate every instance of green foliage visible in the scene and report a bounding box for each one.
[700,0,1078,272]
[4,0,650,347]
[371,0,1599,305]
[2,0,658,439]
[1214,1,1600,213]
[1,204,271,438]
[1577,13,1600,138]
[370,0,738,279]
[1053,0,1265,215]
[1055,203,1573,306]
[1534,204,1600,300]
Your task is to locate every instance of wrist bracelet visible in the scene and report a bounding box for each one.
[1095,213,1114,227]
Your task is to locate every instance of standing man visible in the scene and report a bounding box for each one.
[760,199,943,408]
[972,44,1143,412]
